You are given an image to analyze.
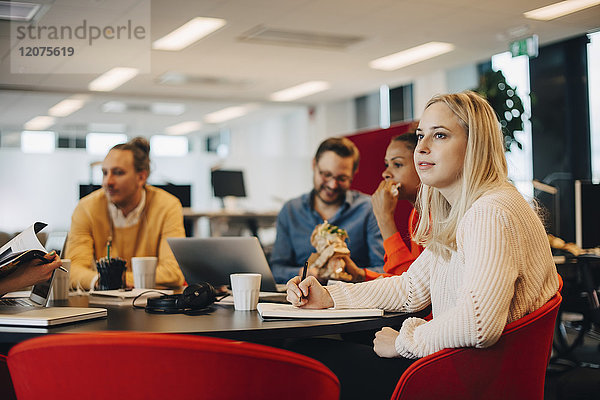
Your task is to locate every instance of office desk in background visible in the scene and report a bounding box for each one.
[183,209,278,240]
[0,295,423,346]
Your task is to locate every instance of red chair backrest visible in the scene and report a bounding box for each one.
[8,333,339,400]
[0,354,16,400]
[391,291,562,400]
[346,122,417,246]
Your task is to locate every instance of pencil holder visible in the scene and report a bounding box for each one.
[96,257,126,290]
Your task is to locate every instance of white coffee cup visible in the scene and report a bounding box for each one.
[230,273,261,311]
[131,257,158,289]
[50,259,70,301]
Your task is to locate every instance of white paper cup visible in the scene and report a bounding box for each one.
[50,259,70,301]
[230,273,261,311]
[131,257,157,289]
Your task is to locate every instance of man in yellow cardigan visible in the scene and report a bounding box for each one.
[64,137,185,290]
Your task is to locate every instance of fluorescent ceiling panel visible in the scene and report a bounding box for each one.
[0,1,40,21]
[204,105,256,123]
[24,115,55,130]
[165,121,203,135]
[48,95,88,117]
[524,0,600,21]
[152,17,226,51]
[88,67,139,92]
[369,42,455,71]
[269,81,330,102]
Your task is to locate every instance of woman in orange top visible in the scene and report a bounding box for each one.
[345,134,423,281]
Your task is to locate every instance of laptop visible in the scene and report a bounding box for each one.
[168,236,285,293]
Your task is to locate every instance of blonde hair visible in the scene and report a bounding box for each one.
[413,91,508,258]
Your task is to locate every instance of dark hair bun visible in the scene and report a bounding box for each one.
[130,136,150,155]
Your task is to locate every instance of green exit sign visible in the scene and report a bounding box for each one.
[510,35,538,58]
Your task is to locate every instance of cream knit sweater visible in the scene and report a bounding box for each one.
[326,184,559,359]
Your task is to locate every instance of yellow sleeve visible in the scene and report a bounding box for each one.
[64,202,98,290]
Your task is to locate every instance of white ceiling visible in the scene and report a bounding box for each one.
[0,0,599,137]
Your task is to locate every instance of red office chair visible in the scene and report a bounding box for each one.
[7,333,340,400]
[391,291,562,400]
[0,354,16,400]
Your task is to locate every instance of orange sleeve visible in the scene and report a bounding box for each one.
[363,209,423,281]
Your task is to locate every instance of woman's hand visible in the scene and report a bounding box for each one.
[0,252,62,296]
[372,180,400,240]
[373,327,401,358]
[332,254,365,282]
[286,275,334,309]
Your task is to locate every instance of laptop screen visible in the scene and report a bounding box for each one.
[31,277,53,302]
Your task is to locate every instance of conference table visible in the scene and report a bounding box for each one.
[0,295,426,347]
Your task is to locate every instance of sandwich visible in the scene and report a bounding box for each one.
[307,221,353,281]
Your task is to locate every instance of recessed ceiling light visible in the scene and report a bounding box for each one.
[369,42,455,71]
[102,101,127,113]
[203,104,257,124]
[524,0,600,21]
[152,17,226,51]
[269,81,330,102]
[88,67,139,92]
[151,102,186,116]
[48,95,88,117]
[165,121,203,135]
[88,123,127,133]
[24,115,55,130]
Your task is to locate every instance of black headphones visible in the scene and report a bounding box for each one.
[144,282,217,314]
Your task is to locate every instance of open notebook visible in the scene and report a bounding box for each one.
[257,303,383,319]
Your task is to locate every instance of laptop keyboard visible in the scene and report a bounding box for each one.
[0,298,32,307]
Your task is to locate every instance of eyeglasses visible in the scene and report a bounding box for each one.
[315,165,352,185]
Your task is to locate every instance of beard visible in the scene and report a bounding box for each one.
[315,184,346,205]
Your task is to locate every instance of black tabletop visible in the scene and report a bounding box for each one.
[0,295,425,345]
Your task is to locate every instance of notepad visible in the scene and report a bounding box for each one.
[257,303,383,319]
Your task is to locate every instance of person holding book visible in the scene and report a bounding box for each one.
[285,91,560,399]
[0,252,62,296]
[342,133,423,282]
[64,137,185,290]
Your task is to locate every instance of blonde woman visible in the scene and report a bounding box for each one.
[286,91,560,399]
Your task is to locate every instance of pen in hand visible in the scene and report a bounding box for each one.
[301,261,308,281]
[39,251,68,273]
[300,261,308,300]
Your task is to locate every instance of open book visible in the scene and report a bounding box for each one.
[257,303,383,319]
[0,222,49,279]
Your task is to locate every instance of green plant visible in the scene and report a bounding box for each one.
[474,69,526,151]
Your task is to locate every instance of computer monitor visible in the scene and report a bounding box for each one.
[79,184,191,207]
[575,180,600,249]
[211,170,246,198]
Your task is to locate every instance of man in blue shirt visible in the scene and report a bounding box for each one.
[270,137,384,283]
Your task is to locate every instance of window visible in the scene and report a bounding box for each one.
[150,135,188,156]
[588,32,600,183]
[21,131,55,153]
[86,133,127,155]
[491,52,532,198]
